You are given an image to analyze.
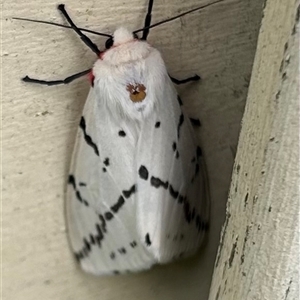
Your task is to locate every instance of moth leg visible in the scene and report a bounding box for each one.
[57,4,101,55]
[170,75,201,85]
[22,69,91,86]
[141,0,154,40]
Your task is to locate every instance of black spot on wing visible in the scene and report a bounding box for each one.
[178,195,185,203]
[177,95,183,106]
[118,130,126,137]
[197,146,202,158]
[89,234,95,245]
[68,174,89,207]
[102,167,107,172]
[177,113,184,138]
[172,142,180,158]
[74,252,83,262]
[118,248,126,254]
[75,222,106,261]
[191,147,202,182]
[183,200,192,223]
[79,117,99,156]
[68,175,76,189]
[130,241,137,248]
[172,142,177,151]
[104,158,110,166]
[144,170,208,233]
[169,184,179,199]
[151,176,169,189]
[98,214,107,233]
[109,241,139,261]
[83,238,91,251]
[155,121,161,128]
[122,184,136,198]
[110,196,125,213]
[145,233,151,246]
[104,212,114,220]
[139,165,149,180]
[95,224,104,246]
[79,182,87,186]
[196,215,207,232]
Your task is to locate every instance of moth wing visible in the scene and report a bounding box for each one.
[66,88,155,275]
[136,78,210,263]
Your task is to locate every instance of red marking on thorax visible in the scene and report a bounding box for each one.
[99,51,105,59]
[88,71,95,87]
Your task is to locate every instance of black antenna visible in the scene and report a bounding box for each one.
[13,17,112,38]
[134,0,224,34]
[57,4,101,56]
[141,0,154,40]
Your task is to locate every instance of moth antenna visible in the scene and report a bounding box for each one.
[22,69,91,86]
[134,0,224,34]
[57,4,101,56]
[12,17,112,38]
[141,0,154,40]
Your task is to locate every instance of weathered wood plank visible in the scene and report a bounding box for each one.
[209,1,299,299]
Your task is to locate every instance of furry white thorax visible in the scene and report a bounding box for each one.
[92,27,168,121]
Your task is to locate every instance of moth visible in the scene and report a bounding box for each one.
[15,0,220,275]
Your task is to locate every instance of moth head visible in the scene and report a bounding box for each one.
[105,27,139,49]
[101,27,150,64]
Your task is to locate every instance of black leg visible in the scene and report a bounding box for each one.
[57,4,100,56]
[141,0,154,40]
[22,69,91,86]
[170,75,201,85]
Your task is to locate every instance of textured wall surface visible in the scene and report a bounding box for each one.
[2,0,262,299]
[208,1,299,299]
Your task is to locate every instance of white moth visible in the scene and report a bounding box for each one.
[16,0,218,276]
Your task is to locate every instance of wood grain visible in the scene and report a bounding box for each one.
[208,1,299,299]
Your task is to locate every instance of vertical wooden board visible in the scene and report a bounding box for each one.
[2,0,262,299]
[208,1,299,299]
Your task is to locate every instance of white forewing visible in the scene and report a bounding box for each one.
[136,76,209,262]
[67,88,155,275]
[66,28,209,276]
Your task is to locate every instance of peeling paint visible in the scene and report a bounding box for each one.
[228,237,238,268]
[244,192,249,208]
[215,213,231,268]
[240,225,250,265]
[284,279,293,300]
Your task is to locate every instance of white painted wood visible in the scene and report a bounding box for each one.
[2,1,262,299]
[208,1,299,299]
